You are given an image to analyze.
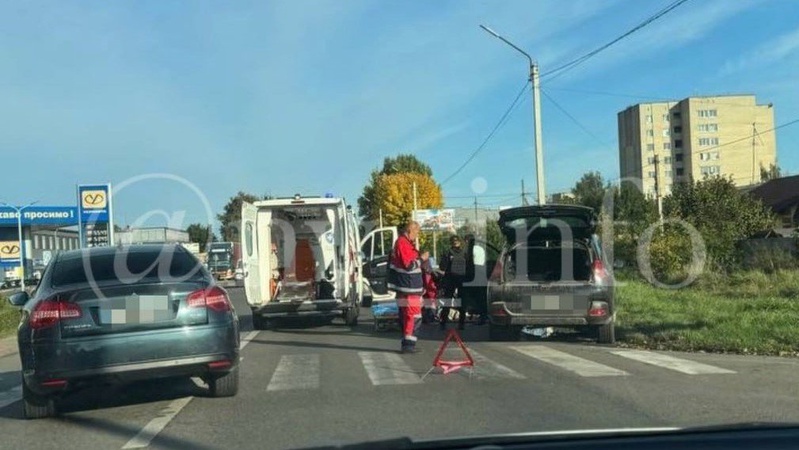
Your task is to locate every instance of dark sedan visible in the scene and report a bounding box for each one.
[7,243,240,419]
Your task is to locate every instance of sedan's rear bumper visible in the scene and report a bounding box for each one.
[24,353,238,396]
[20,322,239,395]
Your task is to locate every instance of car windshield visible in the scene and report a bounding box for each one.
[1,1,798,449]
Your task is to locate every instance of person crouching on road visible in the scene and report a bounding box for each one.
[421,252,439,324]
[387,221,426,354]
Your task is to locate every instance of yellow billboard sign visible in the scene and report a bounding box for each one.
[0,241,21,260]
[81,190,107,209]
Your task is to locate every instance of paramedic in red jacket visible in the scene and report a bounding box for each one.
[387,221,426,353]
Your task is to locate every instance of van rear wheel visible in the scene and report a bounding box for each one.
[251,313,265,330]
[344,306,359,327]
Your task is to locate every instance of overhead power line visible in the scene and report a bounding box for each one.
[541,88,614,148]
[441,80,530,185]
[541,0,692,82]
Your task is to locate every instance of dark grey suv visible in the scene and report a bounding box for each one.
[486,205,615,343]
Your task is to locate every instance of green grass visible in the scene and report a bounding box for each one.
[615,271,799,356]
[0,294,20,338]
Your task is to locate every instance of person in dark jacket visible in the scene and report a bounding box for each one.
[439,235,468,330]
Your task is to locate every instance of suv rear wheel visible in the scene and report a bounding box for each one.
[595,322,616,344]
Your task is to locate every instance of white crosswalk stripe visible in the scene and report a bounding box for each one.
[610,350,736,375]
[467,349,526,380]
[267,354,321,391]
[358,352,423,385]
[510,346,629,377]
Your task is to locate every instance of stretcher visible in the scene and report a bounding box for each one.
[371,301,400,332]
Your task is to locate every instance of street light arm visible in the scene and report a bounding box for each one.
[479,24,533,67]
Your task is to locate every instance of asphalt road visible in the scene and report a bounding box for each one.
[0,288,798,449]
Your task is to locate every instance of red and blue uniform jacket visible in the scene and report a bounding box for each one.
[387,235,424,295]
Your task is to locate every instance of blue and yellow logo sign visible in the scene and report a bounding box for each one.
[81,190,107,209]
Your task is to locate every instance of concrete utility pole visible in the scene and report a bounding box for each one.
[481,25,546,205]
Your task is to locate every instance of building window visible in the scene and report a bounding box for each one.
[673,126,682,134]
[662,129,670,137]
[700,151,720,161]
[646,144,655,151]
[647,129,654,137]
[648,171,656,178]
[700,165,721,175]
[673,111,682,119]
[663,143,671,150]
[646,115,653,124]
[674,139,683,148]
[664,156,672,164]
[648,157,655,164]
[698,109,718,118]
[662,114,670,122]
[675,153,684,162]
[699,137,719,146]
[698,123,719,132]
[676,168,685,176]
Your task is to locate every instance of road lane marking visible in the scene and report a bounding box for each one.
[267,354,320,391]
[610,350,736,374]
[121,396,193,449]
[511,346,629,377]
[122,330,256,448]
[468,349,526,380]
[240,330,259,350]
[358,352,422,385]
[0,385,21,409]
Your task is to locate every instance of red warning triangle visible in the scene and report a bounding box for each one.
[431,329,475,375]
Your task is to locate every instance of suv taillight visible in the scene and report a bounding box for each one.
[591,259,607,285]
[187,286,231,312]
[30,297,82,329]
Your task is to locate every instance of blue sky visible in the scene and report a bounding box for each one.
[1,0,797,231]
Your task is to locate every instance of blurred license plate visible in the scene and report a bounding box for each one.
[100,295,170,324]
[530,294,573,310]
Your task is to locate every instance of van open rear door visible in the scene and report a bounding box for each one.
[241,202,263,306]
[360,227,397,297]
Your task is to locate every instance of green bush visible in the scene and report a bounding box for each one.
[637,223,700,285]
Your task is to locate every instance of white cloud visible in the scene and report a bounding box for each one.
[720,26,799,76]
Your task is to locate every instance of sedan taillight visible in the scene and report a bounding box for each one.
[187,286,231,312]
[30,297,82,330]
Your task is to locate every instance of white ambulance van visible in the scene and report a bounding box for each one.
[241,194,396,329]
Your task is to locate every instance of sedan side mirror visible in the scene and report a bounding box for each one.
[8,291,29,307]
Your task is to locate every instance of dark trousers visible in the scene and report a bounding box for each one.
[440,277,465,328]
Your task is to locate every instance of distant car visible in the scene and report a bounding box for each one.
[486,205,615,343]
[7,244,240,419]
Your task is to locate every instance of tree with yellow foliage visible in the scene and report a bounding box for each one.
[373,172,444,227]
